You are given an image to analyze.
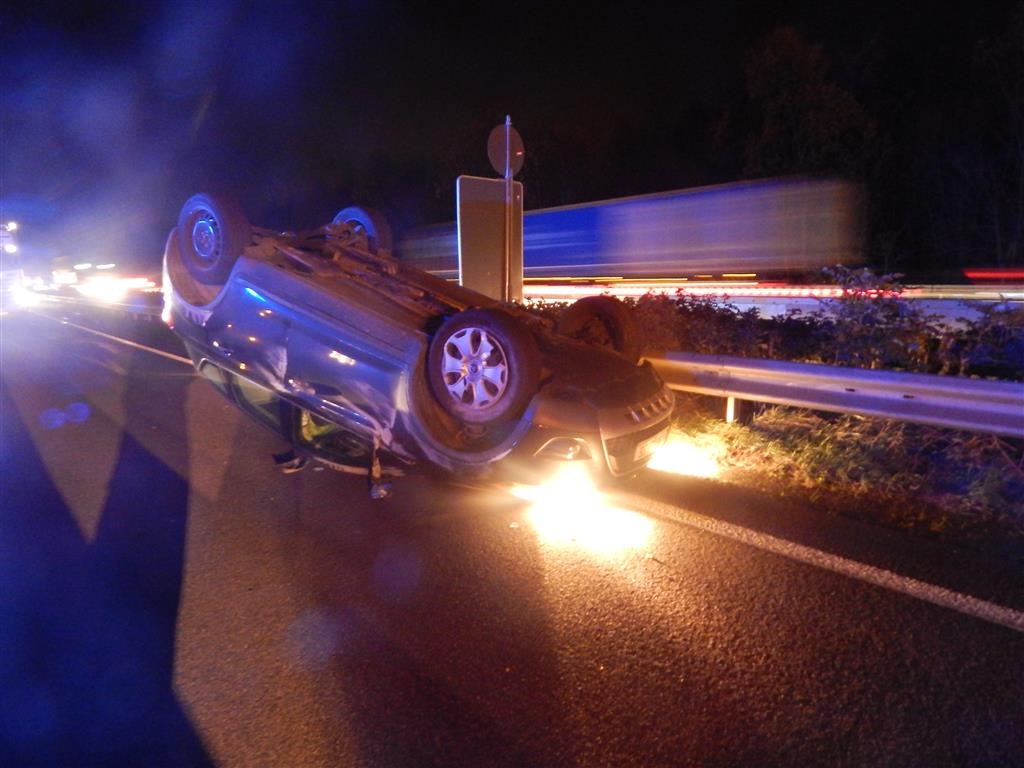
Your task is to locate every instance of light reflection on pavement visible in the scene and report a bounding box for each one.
[509,464,654,556]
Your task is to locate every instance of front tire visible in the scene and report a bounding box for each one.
[176,192,251,285]
[427,308,540,426]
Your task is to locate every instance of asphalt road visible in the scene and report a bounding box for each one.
[2,308,1023,767]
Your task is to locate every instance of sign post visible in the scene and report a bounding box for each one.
[455,175,523,301]
[486,116,525,302]
[456,118,525,301]
[504,117,512,302]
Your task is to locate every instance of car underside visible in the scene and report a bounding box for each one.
[163,193,674,497]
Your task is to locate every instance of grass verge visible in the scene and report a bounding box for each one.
[668,393,1024,550]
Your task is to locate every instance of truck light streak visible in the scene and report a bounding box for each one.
[522,282,851,302]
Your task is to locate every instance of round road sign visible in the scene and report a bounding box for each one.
[487,123,525,177]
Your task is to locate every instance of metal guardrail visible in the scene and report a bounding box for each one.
[645,351,1024,439]
[29,290,1024,439]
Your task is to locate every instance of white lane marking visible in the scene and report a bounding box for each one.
[632,495,1024,635]
[44,314,194,367]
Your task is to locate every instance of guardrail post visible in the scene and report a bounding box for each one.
[726,396,755,425]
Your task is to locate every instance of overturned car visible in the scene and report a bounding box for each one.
[163,193,674,496]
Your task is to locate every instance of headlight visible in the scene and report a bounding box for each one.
[534,437,593,461]
[11,285,41,307]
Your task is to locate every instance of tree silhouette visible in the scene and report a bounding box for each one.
[971,2,1024,267]
[740,27,879,181]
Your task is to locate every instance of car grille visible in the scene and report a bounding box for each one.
[605,418,669,455]
[603,417,671,474]
[625,388,675,425]
[598,385,675,475]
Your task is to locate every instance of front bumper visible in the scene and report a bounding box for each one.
[507,383,674,480]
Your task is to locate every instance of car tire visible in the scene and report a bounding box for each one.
[331,206,394,255]
[428,308,540,426]
[177,192,251,285]
[556,295,641,362]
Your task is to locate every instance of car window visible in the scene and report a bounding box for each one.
[232,373,284,430]
[198,361,231,397]
[297,409,371,464]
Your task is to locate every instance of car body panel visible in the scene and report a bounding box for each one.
[164,213,674,484]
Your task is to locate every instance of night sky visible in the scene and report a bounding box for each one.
[1,1,1021,275]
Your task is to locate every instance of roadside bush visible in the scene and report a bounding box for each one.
[625,293,683,353]
[631,294,764,356]
[621,266,1024,381]
[939,302,1024,381]
[805,266,944,371]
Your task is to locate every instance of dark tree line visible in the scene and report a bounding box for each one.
[386,5,1024,277]
[10,2,1021,276]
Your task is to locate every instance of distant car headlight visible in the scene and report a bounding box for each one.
[534,437,593,461]
[11,285,41,307]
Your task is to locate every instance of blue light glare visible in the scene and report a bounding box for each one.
[38,403,91,429]
[244,287,267,302]
[64,402,90,423]
[39,409,65,430]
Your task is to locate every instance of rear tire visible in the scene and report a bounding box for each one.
[557,295,641,362]
[331,206,393,255]
[176,193,251,285]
